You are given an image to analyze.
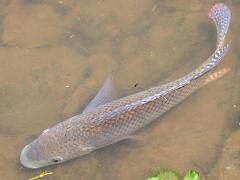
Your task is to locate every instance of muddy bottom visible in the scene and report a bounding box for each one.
[0,0,240,179]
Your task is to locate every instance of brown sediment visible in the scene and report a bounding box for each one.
[0,0,238,179]
[207,131,240,180]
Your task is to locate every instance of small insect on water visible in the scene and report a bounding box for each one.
[134,83,138,87]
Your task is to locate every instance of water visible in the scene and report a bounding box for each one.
[0,0,239,179]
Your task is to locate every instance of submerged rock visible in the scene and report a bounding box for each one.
[207,131,240,180]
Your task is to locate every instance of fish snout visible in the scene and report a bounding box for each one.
[20,144,39,169]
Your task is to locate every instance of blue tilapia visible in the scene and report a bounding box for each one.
[20,3,231,168]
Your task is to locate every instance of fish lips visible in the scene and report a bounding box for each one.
[20,144,39,169]
[20,142,48,169]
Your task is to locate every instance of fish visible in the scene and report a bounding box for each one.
[20,3,231,169]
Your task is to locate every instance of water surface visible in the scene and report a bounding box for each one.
[0,0,240,179]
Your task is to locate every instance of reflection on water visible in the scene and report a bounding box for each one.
[0,0,239,179]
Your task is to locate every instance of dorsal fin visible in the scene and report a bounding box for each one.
[83,75,117,113]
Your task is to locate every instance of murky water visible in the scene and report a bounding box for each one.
[0,0,240,179]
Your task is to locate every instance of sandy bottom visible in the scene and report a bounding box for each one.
[0,0,240,179]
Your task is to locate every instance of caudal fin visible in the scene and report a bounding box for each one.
[155,4,231,95]
[192,44,229,80]
[189,3,231,80]
[208,3,231,48]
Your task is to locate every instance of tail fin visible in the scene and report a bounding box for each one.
[188,3,231,80]
[189,3,231,80]
[168,44,229,92]
[208,3,231,48]
[162,4,230,94]
[191,44,229,80]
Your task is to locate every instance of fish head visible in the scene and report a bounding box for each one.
[20,125,94,169]
[20,128,68,169]
[20,128,75,169]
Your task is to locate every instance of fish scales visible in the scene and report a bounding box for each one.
[63,67,227,149]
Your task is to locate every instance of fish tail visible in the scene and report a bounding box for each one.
[208,3,231,48]
[145,4,231,94]
[169,4,231,91]
[191,3,231,80]
[181,44,229,84]
[194,44,229,78]
[193,3,231,79]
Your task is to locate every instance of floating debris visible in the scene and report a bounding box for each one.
[183,170,200,180]
[146,169,200,180]
[146,170,179,180]
[29,171,53,180]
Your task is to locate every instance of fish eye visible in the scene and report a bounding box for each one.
[51,156,63,163]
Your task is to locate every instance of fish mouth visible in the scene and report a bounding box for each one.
[20,144,39,169]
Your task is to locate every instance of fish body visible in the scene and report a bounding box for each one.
[20,3,231,168]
